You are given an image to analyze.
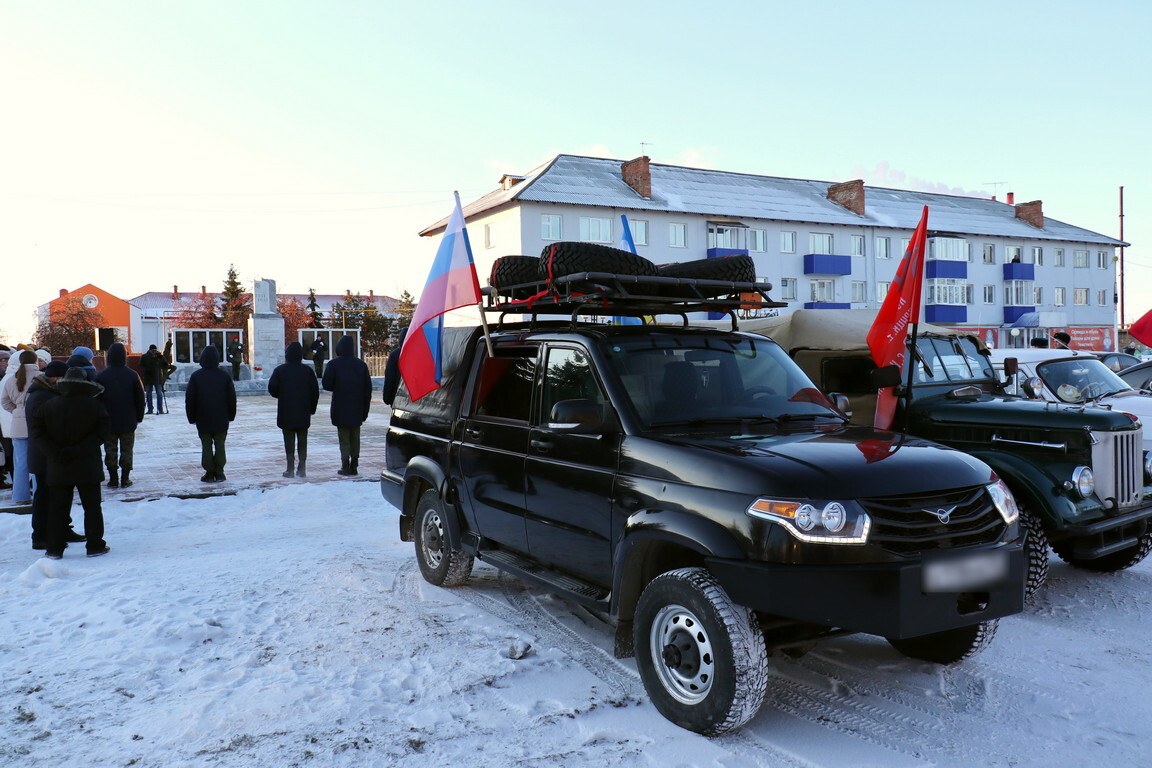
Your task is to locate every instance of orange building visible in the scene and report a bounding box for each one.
[41,284,134,351]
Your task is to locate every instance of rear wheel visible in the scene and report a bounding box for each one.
[1020,506,1050,600]
[886,620,998,664]
[633,567,769,735]
[413,489,473,587]
[1052,530,1152,572]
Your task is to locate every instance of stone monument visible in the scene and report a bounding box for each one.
[247,278,284,379]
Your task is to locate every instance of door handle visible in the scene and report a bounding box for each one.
[529,438,552,451]
[465,428,483,441]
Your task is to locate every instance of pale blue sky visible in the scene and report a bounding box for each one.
[2,0,1148,341]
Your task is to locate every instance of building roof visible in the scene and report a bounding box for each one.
[128,291,398,317]
[420,154,1125,247]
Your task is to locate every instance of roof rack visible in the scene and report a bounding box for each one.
[482,272,786,331]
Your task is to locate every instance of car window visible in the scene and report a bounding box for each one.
[1035,358,1130,403]
[913,337,994,384]
[539,346,604,423]
[471,346,538,422]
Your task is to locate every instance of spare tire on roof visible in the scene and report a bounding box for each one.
[489,255,544,299]
[656,253,757,298]
[540,242,659,287]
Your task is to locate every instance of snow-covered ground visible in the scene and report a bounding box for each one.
[3,480,1151,767]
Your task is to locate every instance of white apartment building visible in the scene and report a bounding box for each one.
[421,155,1126,350]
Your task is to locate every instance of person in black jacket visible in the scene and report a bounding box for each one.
[95,343,146,488]
[25,361,85,550]
[28,368,110,559]
[322,335,371,476]
[185,345,237,483]
[309,336,327,379]
[268,341,320,478]
[381,326,407,406]
[139,344,166,414]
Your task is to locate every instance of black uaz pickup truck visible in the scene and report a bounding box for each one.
[380,252,1025,735]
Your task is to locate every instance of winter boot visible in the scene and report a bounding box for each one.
[349,458,359,476]
[337,458,352,476]
[296,460,306,478]
[107,470,120,489]
[120,469,132,488]
[283,456,295,479]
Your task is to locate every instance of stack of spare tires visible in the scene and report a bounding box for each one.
[488,242,756,300]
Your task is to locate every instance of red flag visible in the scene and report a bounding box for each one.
[1129,308,1152,348]
[866,205,929,430]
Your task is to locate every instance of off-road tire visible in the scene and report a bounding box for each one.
[658,254,756,282]
[1051,530,1152,573]
[1020,506,1050,600]
[540,242,658,285]
[413,489,474,587]
[633,567,769,735]
[886,620,998,664]
[489,255,543,299]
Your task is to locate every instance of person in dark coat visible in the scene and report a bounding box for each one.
[70,346,99,381]
[95,342,146,488]
[66,352,99,382]
[139,344,166,414]
[268,341,320,478]
[381,326,407,406]
[162,339,178,395]
[309,336,328,379]
[226,336,244,381]
[25,361,80,549]
[28,368,110,559]
[185,345,237,482]
[322,335,371,476]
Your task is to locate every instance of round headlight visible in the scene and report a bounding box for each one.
[795,504,818,531]
[821,502,847,533]
[1072,466,1095,499]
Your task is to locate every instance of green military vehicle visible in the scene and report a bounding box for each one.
[740,309,1152,597]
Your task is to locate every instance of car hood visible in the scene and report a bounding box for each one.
[910,393,1137,431]
[620,425,993,500]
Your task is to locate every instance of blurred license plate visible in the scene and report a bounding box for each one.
[922,550,1008,592]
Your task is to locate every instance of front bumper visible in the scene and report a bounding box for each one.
[707,542,1025,640]
[1059,503,1152,559]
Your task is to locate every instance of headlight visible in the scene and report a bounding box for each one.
[1072,466,1094,499]
[747,498,870,544]
[1144,452,1152,482]
[986,479,1019,524]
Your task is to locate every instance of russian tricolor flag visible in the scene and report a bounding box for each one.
[398,194,482,401]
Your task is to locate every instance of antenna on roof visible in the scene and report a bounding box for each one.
[983,181,1008,199]
[640,142,653,157]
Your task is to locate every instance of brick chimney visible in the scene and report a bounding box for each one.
[1006,192,1015,205]
[368,289,374,303]
[1015,200,1044,228]
[172,285,179,299]
[621,156,651,198]
[200,285,207,297]
[827,179,866,215]
[59,288,68,297]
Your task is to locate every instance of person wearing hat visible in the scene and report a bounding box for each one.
[1,350,41,504]
[0,349,12,489]
[27,367,110,559]
[185,345,237,482]
[96,342,146,488]
[24,360,84,549]
[139,344,167,414]
[71,346,99,380]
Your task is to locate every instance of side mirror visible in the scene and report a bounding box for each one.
[828,392,853,419]
[548,399,612,434]
[1003,357,1019,377]
[870,365,902,389]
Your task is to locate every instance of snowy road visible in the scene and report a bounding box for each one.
[2,481,1150,767]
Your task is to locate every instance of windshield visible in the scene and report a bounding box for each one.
[1034,358,1132,403]
[600,333,842,429]
[911,336,995,384]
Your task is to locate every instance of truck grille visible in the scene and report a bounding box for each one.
[860,486,1006,556]
[1090,428,1144,509]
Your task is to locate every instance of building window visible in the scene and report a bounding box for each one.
[749,228,767,252]
[484,223,493,249]
[809,233,833,255]
[901,238,911,254]
[982,243,995,264]
[1073,288,1089,305]
[1004,280,1033,306]
[928,236,968,261]
[1098,289,1109,305]
[1074,250,1089,268]
[851,280,866,302]
[877,281,890,301]
[630,219,649,246]
[780,231,796,253]
[780,277,797,300]
[1034,286,1043,305]
[1006,246,1022,264]
[851,235,865,256]
[1098,250,1111,269]
[579,217,612,243]
[1054,248,1065,267]
[876,237,891,259]
[927,279,970,305]
[669,222,687,248]
[1054,287,1066,306]
[983,285,996,304]
[708,224,748,250]
[1032,246,1043,266]
[541,214,562,241]
[810,278,835,302]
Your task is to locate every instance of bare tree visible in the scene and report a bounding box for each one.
[32,295,105,353]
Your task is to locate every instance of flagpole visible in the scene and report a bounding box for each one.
[901,321,919,431]
[454,190,495,357]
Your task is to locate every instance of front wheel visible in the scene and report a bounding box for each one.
[413,489,474,587]
[886,620,998,664]
[1052,531,1152,573]
[1020,506,1050,600]
[633,567,769,735]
